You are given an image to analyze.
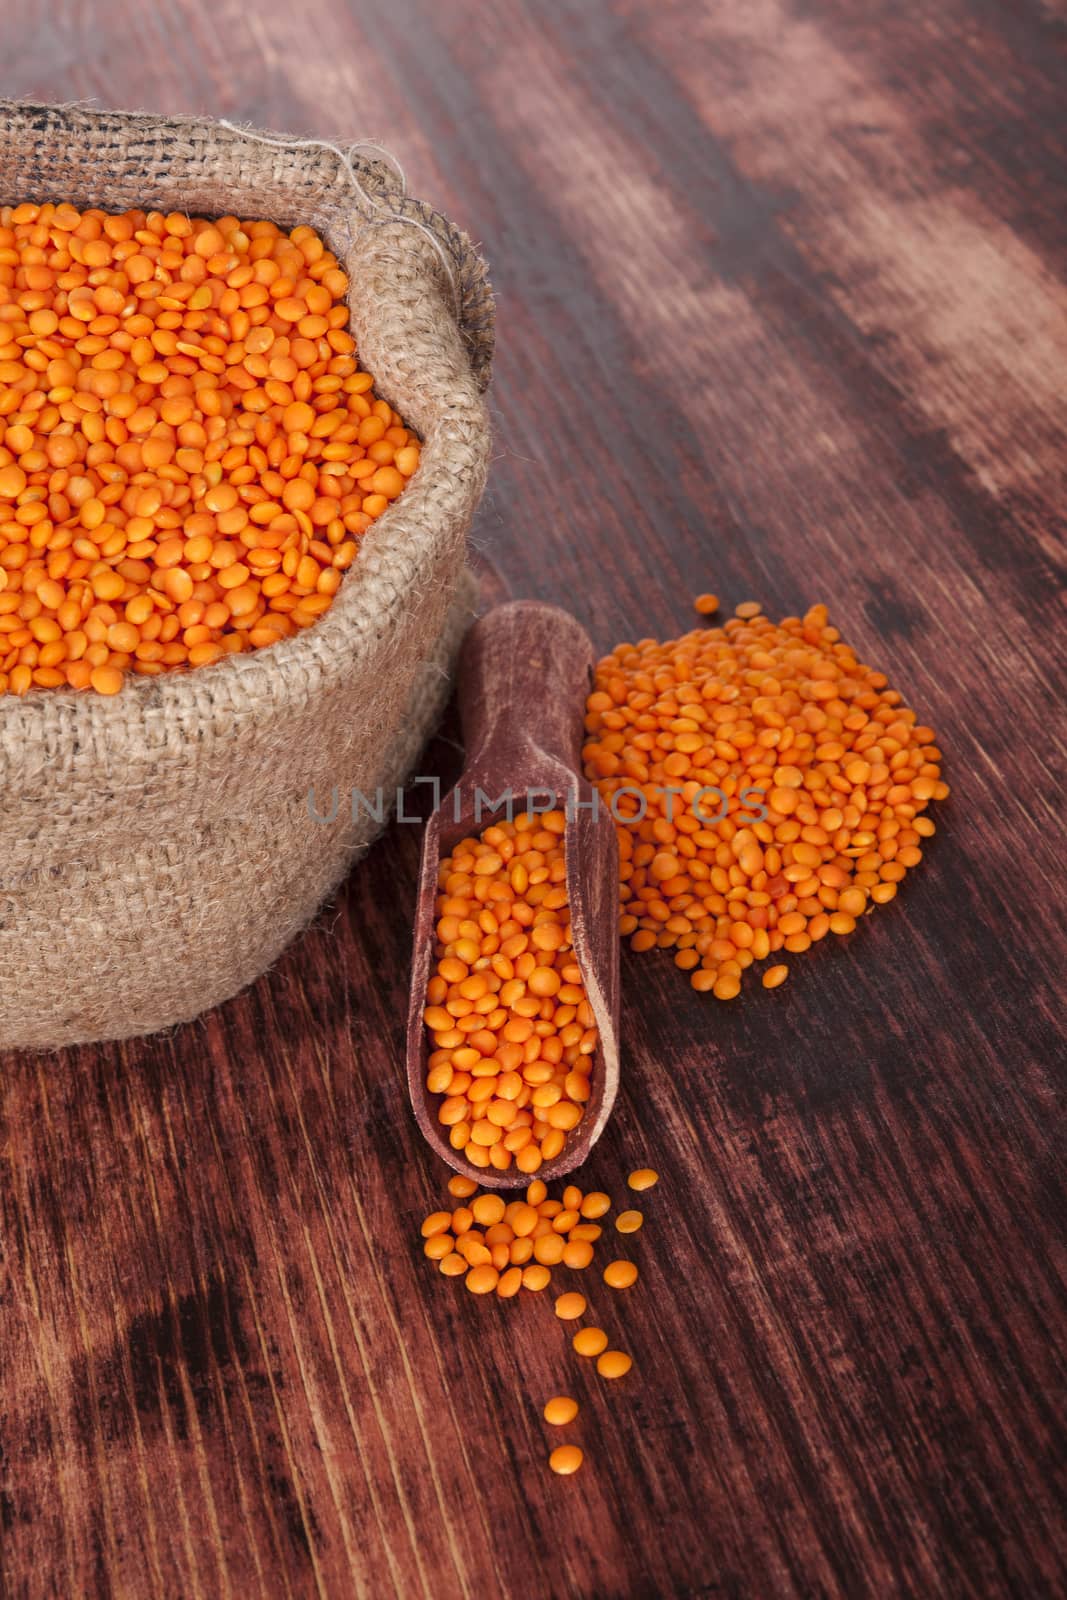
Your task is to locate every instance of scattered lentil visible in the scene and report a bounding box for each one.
[497,1266,523,1298]
[420,1211,452,1238]
[554,1291,587,1321]
[596,1350,632,1380]
[615,1210,643,1234]
[572,1327,609,1358]
[563,1239,595,1269]
[762,964,789,990]
[604,1260,639,1289]
[465,1264,499,1295]
[627,1169,659,1192]
[543,1396,579,1426]
[548,1444,583,1475]
[471,1193,505,1226]
[583,602,947,996]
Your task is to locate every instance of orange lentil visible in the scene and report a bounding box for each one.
[420,1211,453,1238]
[562,1239,595,1270]
[0,203,420,694]
[615,1210,643,1234]
[423,812,597,1172]
[580,1192,611,1219]
[448,1175,478,1199]
[548,1444,583,1476]
[572,1326,609,1358]
[596,1350,632,1380]
[627,1170,659,1192]
[522,1263,552,1292]
[583,601,946,997]
[694,593,719,614]
[554,1291,587,1321]
[465,1265,499,1295]
[534,1233,566,1265]
[543,1396,579,1426]
[471,1193,506,1226]
[604,1259,639,1290]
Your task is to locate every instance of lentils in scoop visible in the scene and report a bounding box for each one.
[424,810,598,1173]
[0,203,420,693]
[583,601,947,997]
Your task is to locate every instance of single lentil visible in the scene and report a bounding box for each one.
[543,1396,579,1426]
[420,1211,452,1238]
[0,204,421,693]
[572,1327,609,1358]
[615,1210,643,1233]
[627,1169,659,1192]
[762,964,789,990]
[604,1260,639,1289]
[548,1444,583,1475]
[583,602,947,996]
[471,1193,505,1226]
[554,1291,587,1321]
[596,1350,632,1380]
[562,1239,595,1269]
[465,1264,499,1295]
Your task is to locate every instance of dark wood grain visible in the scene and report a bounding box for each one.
[1,2,1065,1596]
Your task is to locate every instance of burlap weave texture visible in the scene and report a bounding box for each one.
[0,101,493,1048]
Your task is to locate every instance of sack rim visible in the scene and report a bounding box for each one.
[0,98,492,752]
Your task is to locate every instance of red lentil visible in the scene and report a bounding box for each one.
[423,811,598,1172]
[572,1326,609,1358]
[604,1259,638,1290]
[0,203,420,693]
[583,602,947,996]
[596,1350,632,1380]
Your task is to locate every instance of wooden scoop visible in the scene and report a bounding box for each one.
[406,600,620,1189]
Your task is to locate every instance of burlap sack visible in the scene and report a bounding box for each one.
[0,100,494,1050]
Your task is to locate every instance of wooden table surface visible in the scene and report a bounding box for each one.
[2,3,1065,1596]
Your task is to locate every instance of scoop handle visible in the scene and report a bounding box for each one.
[456,600,596,780]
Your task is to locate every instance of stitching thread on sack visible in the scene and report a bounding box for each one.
[218,119,460,319]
